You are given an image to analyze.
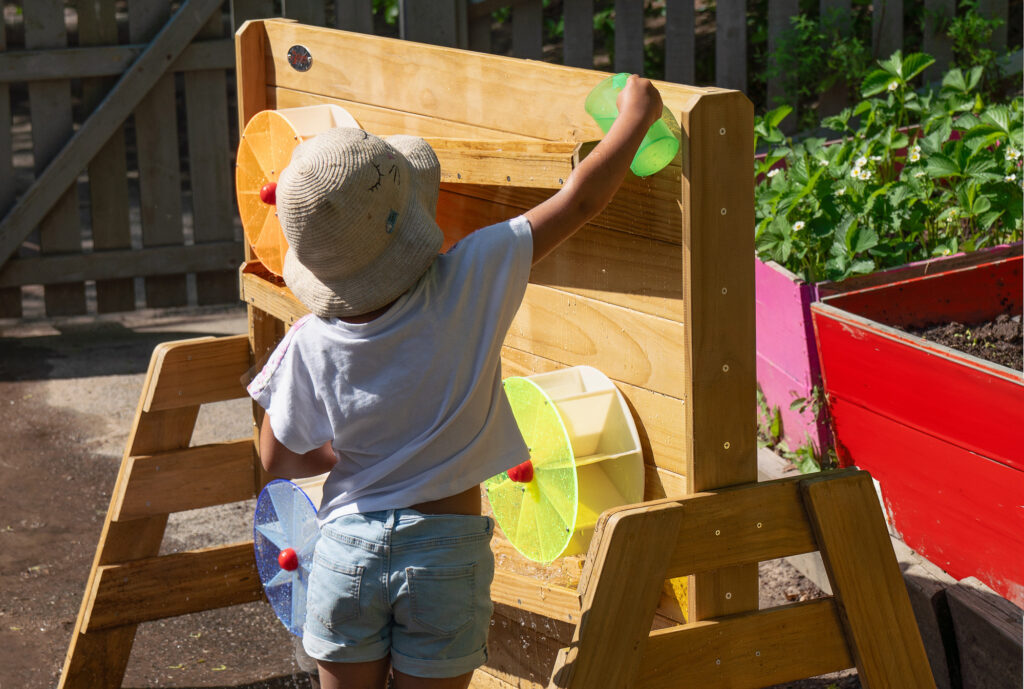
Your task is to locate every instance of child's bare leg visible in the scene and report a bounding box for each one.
[317,657,391,689]
[392,669,473,689]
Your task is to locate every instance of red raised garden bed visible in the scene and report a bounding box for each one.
[811,252,1023,607]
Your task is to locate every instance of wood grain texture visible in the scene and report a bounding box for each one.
[82,542,262,631]
[142,334,251,411]
[801,471,937,689]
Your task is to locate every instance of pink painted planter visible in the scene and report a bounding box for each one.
[755,242,1023,454]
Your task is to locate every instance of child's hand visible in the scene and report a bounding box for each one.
[615,75,663,132]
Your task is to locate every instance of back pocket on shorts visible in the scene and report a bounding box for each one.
[406,564,476,637]
[308,555,364,631]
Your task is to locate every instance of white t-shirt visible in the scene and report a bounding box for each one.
[248,215,533,525]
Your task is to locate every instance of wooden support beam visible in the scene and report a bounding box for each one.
[142,334,251,412]
[426,138,578,189]
[636,599,854,688]
[0,0,225,267]
[801,471,937,688]
[113,440,257,521]
[490,569,581,627]
[82,543,263,632]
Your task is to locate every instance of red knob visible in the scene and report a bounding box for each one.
[278,547,298,571]
[507,459,534,483]
[260,182,277,205]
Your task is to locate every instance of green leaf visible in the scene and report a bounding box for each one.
[980,105,1012,135]
[926,153,962,178]
[850,259,876,274]
[767,104,793,130]
[861,69,897,97]
[878,50,904,78]
[899,53,935,82]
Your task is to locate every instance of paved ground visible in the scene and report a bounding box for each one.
[0,305,855,689]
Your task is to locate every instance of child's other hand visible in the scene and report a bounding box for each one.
[615,75,663,131]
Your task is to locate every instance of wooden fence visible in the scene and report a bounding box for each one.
[0,0,1014,319]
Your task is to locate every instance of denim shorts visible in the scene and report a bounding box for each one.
[302,509,495,679]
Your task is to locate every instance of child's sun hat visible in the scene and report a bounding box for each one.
[276,127,443,317]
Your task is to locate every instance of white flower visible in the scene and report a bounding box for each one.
[819,159,828,167]
[837,187,846,196]
[850,167,862,178]
[914,170,927,178]
[1006,173,1017,182]
[767,168,781,178]
[941,248,952,255]
[1005,147,1021,161]
[858,168,873,181]
[793,221,806,232]
[887,81,899,91]
[870,155,883,162]
[856,156,868,167]
[911,145,921,154]
[909,150,921,162]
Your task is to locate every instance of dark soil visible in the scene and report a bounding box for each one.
[910,313,1023,371]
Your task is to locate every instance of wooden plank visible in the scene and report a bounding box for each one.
[185,12,238,305]
[872,0,903,59]
[767,0,799,108]
[401,0,465,48]
[664,0,695,84]
[512,0,543,59]
[549,502,683,689]
[113,439,257,520]
[681,89,757,625]
[131,0,187,308]
[614,0,645,75]
[0,241,243,288]
[82,542,263,631]
[335,0,374,33]
[506,283,688,399]
[562,0,594,68]
[715,0,746,92]
[143,334,251,412]
[801,471,937,688]
[25,0,86,317]
[661,477,819,578]
[0,40,235,83]
[922,0,954,76]
[79,0,134,314]
[499,346,688,477]
[272,86,542,140]
[0,13,19,317]
[260,21,712,143]
[240,263,309,326]
[490,569,581,626]
[436,186,683,319]
[636,599,854,688]
[425,138,578,189]
[283,0,327,26]
[486,603,569,689]
[0,0,225,269]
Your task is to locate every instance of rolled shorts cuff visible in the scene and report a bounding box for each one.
[390,644,489,679]
[301,630,390,665]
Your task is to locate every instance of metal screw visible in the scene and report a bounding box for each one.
[725,592,732,600]
[715,659,721,666]
[723,441,731,450]
[506,175,511,182]
[719,127,727,135]
[721,207,727,215]
[755,651,761,657]
[722,364,729,372]
[714,529,721,536]
[721,287,728,295]
[756,522,763,529]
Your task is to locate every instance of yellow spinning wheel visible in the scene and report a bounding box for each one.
[235,105,360,276]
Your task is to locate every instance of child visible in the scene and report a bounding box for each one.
[247,75,663,689]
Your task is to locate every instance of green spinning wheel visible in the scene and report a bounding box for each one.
[485,377,579,563]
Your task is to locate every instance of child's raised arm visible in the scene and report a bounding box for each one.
[525,75,664,264]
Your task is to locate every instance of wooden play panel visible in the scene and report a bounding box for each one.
[58,20,936,689]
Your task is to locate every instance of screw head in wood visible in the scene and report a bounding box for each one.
[723,441,730,450]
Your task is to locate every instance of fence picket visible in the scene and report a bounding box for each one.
[231,0,276,29]
[872,0,903,59]
[0,8,18,317]
[185,12,238,305]
[401,0,466,48]
[614,0,645,74]
[336,0,374,32]
[715,0,746,92]
[513,0,544,60]
[664,0,694,84]
[284,0,327,26]
[130,0,188,308]
[26,0,86,317]
[563,0,594,68]
[79,0,135,314]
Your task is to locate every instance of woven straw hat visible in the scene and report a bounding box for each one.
[277,127,443,317]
